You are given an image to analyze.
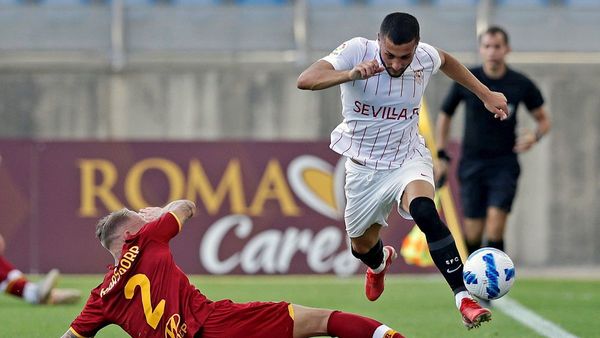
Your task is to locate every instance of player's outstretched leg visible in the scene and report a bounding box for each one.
[0,257,60,304]
[35,268,60,304]
[409,197,491,329]
[364,245,396,301]
[46,288,82,305]
[292,305,404,338]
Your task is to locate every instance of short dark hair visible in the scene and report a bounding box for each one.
[380,12,420,45]
[479,26,510,45]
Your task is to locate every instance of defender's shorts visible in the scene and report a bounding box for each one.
[344,148,435,238]
[458,155,521,218]
[197,300,294,338]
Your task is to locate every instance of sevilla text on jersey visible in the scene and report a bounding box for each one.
[353,100,420,120]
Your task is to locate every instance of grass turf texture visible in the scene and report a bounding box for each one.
[0,275,597,337]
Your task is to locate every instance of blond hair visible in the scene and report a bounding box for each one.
[95,208,131,249]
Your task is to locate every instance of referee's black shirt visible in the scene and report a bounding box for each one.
[441,66,544,160]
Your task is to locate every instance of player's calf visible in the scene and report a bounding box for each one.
[327,310,404,338]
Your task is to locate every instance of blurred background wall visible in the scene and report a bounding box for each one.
[0,0,599,268]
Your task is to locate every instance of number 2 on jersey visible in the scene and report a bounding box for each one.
[124,274,166,329]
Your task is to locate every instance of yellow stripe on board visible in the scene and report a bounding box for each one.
[418,99,468,261]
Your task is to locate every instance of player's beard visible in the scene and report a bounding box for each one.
[380,54,408,78]
[386,66,408,78]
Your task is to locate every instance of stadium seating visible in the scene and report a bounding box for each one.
[2,0,600,8]
[564,0,600,7]
[38,0,91,4]
[366,0,419,5]
[429,0,479,6]
[495,0,550,6]
[235,0,288,5]
[171,0,220,5]
[307,0,353,5]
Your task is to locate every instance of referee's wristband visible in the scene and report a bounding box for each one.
[437,149,451,162]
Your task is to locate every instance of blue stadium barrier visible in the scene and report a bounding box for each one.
[366,0,419,5]
[495,0,550,6]
[429,0,478,6]
[564,0,600,7]
[234,0,288,5]
[172,0,220,5]
[39,0,91,5]
[307,0,353,6]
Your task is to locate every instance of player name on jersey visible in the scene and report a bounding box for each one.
[101,245,140,297]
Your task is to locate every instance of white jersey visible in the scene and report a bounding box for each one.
[322,37,442,170]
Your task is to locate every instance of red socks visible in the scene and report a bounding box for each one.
[327,311,404,338]
[1,256,28,298]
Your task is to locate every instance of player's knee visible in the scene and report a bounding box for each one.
[409,197,442,235]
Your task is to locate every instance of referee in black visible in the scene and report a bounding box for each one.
[435,26,551,260]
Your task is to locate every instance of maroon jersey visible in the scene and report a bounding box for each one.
[69,212,215,338]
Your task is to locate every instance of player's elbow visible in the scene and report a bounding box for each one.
[182,200,196,218]
[296,73,316,90]
[296,76,310,90]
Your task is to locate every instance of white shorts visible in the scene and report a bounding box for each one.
[343,149,435,238]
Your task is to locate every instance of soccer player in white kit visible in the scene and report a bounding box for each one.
[297,12,508,329]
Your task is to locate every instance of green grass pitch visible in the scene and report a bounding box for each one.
[0,275,598,337]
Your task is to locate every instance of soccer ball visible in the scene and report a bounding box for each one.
[463,247,515,300]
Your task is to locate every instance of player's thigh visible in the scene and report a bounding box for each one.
[485,158,520,212]
[201,300,294,338]
[458,159,487,218]
[290,304,332,338]
[344,159,393,237]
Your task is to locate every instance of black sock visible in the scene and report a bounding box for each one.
[465,239,482,255]
[428,235,466,293]
[351,239,384,270]
[487,239,504,252]
[410,197,466,293]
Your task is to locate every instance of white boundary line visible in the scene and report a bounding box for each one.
[494,297,579,338]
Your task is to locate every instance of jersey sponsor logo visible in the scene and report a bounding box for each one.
[101,245,140,297]
[353,100,420,120]
[330,42,347,56]
[165,313,187,338]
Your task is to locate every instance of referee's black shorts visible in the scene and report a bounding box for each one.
[458,155,521,218]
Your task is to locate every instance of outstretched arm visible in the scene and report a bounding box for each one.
[139,200,196,225]
[437,48,508,120]
[297,59,383,91]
